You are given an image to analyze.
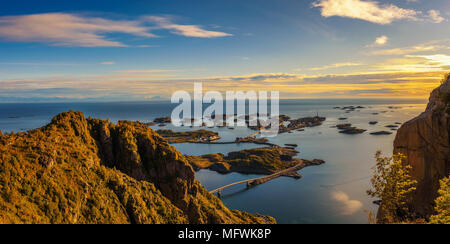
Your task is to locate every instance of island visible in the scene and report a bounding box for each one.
[156,129,220,143]
[386,125,399,129]
[370,131,393,135]
[277,116,326,133]
[153,116,172,123]
[336,123,367,134]
[186,146,325,178]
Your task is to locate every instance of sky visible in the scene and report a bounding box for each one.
[0,0,449,102]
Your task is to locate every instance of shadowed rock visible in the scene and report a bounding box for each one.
[384,76,450,219]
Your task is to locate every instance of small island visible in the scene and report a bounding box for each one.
[370,131,393,135]
[156,129,220,143]
[153,117,172,123]
[334,105,366,113]
[385,125,399,129]
[336,123,367,134]
[277,116,326,133]
[186,146,325,178]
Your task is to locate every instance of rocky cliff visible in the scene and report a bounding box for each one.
[0,111,275,224]
[393,77,450,218]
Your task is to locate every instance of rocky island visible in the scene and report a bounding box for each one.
[242,115,326,133]
[336,123,366,134]
[156,129,220,143]
[186,146,325,178]
[370,131,393,135]
[153,116,172,124]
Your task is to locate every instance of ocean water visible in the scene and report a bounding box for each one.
[0,99,427,224]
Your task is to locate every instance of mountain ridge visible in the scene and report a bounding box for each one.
[0,111,275,224]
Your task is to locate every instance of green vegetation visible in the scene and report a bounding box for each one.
[429,177,450,224]
[187,147,300,175]
[226,147,298,172]
[0,111,275,224]
[0,112,184,224]
[156,129,220,143]
[367,151,417,224]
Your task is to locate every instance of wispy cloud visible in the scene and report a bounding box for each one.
[404,54,450,70]
[0,13,232,47]
[0,62,81,66]
[145,16,232,38]
[116,69,179,73]
[312,0,419,25]
[0,13,155,47]
[427,10,445,23]
[331,191,363,215]
[100,61,115,65]
[0,70,444,101]
[369,40,450,55]
[308,62,363,71]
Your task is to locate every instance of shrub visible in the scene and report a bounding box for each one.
[429,177,450,224]
[367,151,418,223]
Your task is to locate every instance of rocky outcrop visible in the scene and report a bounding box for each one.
[336,123,366,134]
[0,111,275,224]
[392,77,450,218]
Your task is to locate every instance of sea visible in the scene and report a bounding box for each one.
[0,98,427,224]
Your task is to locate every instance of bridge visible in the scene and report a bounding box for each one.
[209,161,305,197]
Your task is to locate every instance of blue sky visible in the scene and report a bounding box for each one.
[0,0,449,101]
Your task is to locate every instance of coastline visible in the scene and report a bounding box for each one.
[0,100,428,224]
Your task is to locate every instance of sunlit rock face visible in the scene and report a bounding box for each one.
[0,111,275,224]
[393,77,450,218]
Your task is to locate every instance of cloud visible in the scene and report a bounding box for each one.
[100,61,115,65]
[374,35,388,46]
[115,69,177,73]
[373,54,450,73]
[366,35,388,48]
[375,36,388,46]
[209,73,301,82]
[0,70,444,101]
[0,13,155,47]
[0,13,231,47]
[407,54,450,68]
[312,0,419,25]
[145,16,232,38]
[308,62,363,71]
[428,10,445,23]
[368,40,450,55]
[331,191,363,215]
[0,62,80,66]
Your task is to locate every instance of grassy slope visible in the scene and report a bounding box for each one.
[0,111,274,224]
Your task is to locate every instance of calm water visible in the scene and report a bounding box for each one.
[0,99,427,224]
